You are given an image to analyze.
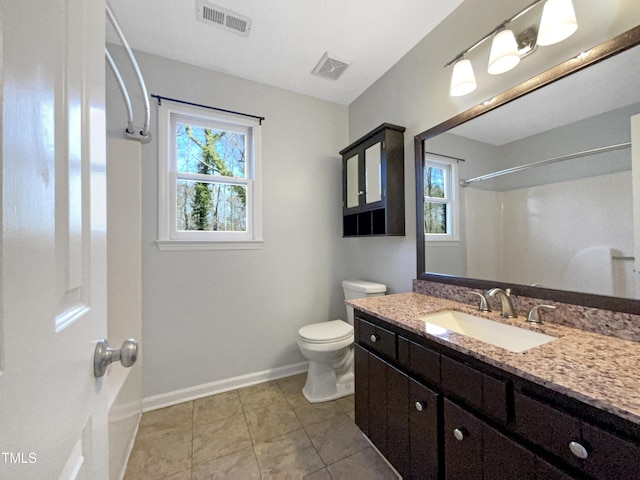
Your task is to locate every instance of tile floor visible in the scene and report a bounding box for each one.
[124,373,398,479]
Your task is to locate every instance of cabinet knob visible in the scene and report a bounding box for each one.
[569,441,589,459]
[357,191,365,195]
[415,401,425,412]
[453,428,465,441]
[370,334,377,343]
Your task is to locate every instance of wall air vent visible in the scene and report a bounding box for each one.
[196,0,252,37]
[312,52,350,80]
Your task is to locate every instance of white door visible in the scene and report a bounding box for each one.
[1,1,111,479]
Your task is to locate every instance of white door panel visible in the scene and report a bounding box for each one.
[1,1,109,479]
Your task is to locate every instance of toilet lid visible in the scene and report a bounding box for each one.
[298,320,353,344]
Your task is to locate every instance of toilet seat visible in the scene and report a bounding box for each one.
[298,320,353,344]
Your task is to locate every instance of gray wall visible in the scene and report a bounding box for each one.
[347,0,640,288]
[106,47,348,399]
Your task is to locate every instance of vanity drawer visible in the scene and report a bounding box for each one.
[441,356,482,408]
[356,317,396,360]
[398,337,441,386]
[513,392,581,467]
[441,356,510,423]
[513,391,640,479]
[580,420,640,480]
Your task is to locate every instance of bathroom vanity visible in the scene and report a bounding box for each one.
[349,293,640,480]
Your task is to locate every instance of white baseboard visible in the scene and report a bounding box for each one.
[142,361,309,412]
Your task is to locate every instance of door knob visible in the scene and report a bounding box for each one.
[94,338,138,378]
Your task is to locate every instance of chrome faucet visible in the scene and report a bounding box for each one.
[487,288,517,318]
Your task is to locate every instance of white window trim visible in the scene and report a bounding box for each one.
[157,100,263,251]
[424,154,460,243]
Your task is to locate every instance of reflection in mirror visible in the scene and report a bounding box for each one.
[417,28,640,305]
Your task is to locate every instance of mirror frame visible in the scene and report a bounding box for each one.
[415,24,640,315]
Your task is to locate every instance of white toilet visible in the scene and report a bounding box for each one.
[297,279,387,403]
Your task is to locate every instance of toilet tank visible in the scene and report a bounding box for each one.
[342,279,387,325]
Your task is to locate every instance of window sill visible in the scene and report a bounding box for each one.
[156,239,264,251]
[424,238,462,246]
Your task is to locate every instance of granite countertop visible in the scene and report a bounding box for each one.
[347,292,640,425]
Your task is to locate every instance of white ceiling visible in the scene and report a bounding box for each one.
[105,0,462,105]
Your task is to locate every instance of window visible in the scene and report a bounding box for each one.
[157,100,262,250]
[424,153,458,242]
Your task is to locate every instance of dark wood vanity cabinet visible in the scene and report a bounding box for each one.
[340,123,405,237]
[353,310,640,480]
[354,315,440,480]
[354,344,439,480]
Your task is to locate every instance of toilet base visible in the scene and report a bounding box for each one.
[301,360,354,403]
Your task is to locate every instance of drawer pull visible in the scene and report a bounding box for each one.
[569,441,589,459]
[453,428,465,441]
[415,401,425,412]
[370,334,378,343]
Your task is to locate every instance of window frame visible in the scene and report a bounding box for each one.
[424,153,459,243]
[157,100,263,250]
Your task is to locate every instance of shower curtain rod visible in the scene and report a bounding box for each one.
[106,3,152,143]
[459,142,631,187]
[105,48,134,134]
[150,95,266,125]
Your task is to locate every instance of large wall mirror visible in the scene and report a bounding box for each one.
[416,25,640,314]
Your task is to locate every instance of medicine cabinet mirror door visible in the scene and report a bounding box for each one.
[364,142,383,206]
[345,142,385,213]
[345,153,361,211]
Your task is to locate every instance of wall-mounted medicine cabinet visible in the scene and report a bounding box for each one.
[340,123,405,237]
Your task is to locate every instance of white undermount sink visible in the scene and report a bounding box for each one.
[418,310,556,353]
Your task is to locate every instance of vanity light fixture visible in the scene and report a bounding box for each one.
[446,0,578,96]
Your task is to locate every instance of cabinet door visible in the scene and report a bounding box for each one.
[364,142,383,205]
[483,424,536,480]
[444,399,483,480]
[354,344,369,436]
[368,353,388,453]
[386,363,410,478]
[345,153,361,209]
[409,379,440,480]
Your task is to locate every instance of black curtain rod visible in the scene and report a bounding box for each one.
[425,151,466,163]
[150,94,265,125]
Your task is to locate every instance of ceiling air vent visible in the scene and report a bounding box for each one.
[196,0,252,37]
[312,52,350,80]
